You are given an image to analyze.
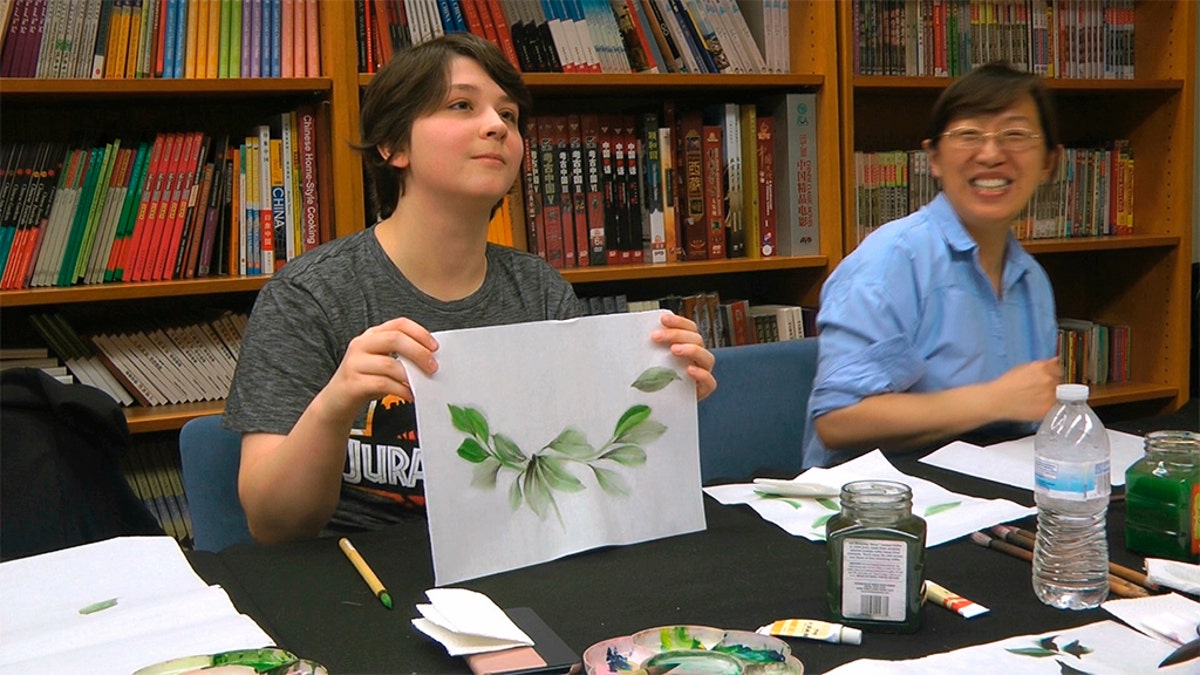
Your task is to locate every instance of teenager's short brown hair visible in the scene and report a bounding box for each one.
[926,61,1059,151]
[357,33,531,220]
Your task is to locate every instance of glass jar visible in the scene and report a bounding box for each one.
[1124,430,1200,562]
[826,480,927,633]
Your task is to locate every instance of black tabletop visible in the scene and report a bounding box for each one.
[188,441,1167,675]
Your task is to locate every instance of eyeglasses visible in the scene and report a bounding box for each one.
[939,128,1044,152]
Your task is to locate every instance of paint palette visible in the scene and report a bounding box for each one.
[132,647,328,675]
[583,625,803,674]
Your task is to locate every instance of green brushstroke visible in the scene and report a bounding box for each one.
[78,598,118,615]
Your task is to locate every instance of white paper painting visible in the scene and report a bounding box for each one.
[406,311,705,585]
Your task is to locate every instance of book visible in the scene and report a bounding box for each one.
[31,147,83,287]
[657,124,678,262]
[755,113,776,257]
[720,102,744,258]
[130,132,181,282]
[535,115,565,268]
[153,131,206,281]
[483,0,521,69]
[771,93,819,256]
[738,102,759,259]
[720,298,755,346]
[640,112,665,264]
[552,113,575,267]
[701,123,724,259]
[679,109,706,260]
[566,113,588,267]
[619,114,642,264]
[610,0,654,72]
[639,0,681,72]
[520,117,544,260]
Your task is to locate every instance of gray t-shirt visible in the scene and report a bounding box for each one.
[223,227,586,531]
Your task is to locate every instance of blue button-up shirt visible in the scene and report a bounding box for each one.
[802,193,1058,468]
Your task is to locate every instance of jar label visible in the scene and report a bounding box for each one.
[1034,458,1111,500]
[840,538,907,622]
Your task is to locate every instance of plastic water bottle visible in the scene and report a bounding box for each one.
[1032,384,1111,610]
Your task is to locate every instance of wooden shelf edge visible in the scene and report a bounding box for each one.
[358,72,824,91]
[1089,382,1180,407]
[125,400,226,434]
[0,277,269,307]
[561,256,828,284]
[0,77,333,97]
[853,75,1184,92]
[1022,234,1180,254]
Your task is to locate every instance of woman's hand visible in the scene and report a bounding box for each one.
[652,312,717,401]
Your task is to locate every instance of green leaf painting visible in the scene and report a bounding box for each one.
[816,498,840,512]
[450,367,680,524]
[1007,635,1095,670]
[631,367,681,392]
[924,501,961,517]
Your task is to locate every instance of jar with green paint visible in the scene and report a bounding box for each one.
[826,480,926,634]
[1124,430,1200,562]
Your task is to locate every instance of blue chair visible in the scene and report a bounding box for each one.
[697,338,819,484]
[179,415,254,552]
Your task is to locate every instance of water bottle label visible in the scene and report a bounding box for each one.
[1034,458,1111,500]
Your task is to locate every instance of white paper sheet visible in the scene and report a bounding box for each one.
[407,312,706,585]
[412,588,533,657]
[919,429,1145,491]
[703,450,1034,546]
[0,536,273,675]
[825,620,1188,674]
[1103,593,1200,646]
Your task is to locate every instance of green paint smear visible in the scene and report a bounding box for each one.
[712,644,786,663]
[78,598,118,615]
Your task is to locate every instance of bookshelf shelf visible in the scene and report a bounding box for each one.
[1089,382,1181,408]
[357,73,825,92]
[561,256,829,284]
[852,75,1185,93]
[0,78,334,99]
[0,277,269,308]
[125,401,227,434]
[1022,234,1181,255]
[836,0,1195,418]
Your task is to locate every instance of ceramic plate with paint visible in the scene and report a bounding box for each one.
[132,647,328,675]
[583,625,803,674]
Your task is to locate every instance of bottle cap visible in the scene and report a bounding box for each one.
[839,626,863,645]
[1056,383,1089,402]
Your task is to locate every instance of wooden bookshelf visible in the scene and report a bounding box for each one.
[3,1,1192,433]
[836,0,1195,415]
[349,2,845,311]
[0,2,361,433]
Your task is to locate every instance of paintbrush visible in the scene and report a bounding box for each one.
[968,531,1147,599]
[991,525,1158,591]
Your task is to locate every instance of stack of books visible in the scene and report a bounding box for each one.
[519,93,820,269]
[29,310,247,407]
[357,0,790,75]
[0,105,326,289]
[0,0,322,79]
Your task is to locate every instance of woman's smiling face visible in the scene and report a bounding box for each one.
[924,93,1059,235]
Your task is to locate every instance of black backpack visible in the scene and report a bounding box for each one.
[1,367,163,561]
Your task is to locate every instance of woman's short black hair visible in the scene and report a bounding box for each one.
[357,33,531,220]
[926,61,1059,151]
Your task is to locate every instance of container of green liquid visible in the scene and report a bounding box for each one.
[826,480,926,633]
[1124,430,1199,562]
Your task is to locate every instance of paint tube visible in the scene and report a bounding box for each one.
[923,580,989,619]
[756,619,863,645]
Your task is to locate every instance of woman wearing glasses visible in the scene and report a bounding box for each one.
[802,62,1064,468]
